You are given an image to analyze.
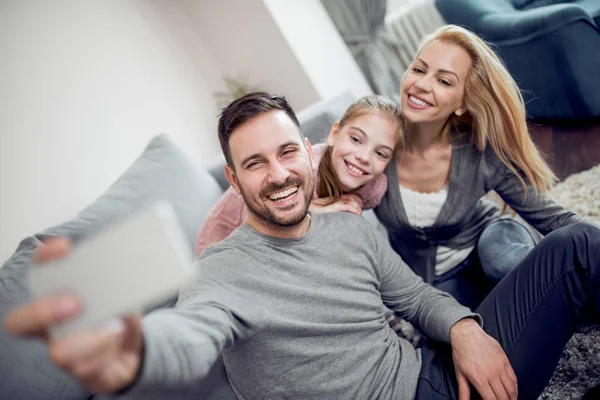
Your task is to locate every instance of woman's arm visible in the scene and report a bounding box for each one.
[194,187,246,257]
[490,158,582,235]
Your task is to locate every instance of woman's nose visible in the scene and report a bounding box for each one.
[414,76,432,92]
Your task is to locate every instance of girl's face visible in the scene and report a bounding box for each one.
[400,40,472,126]
[327,112,398,192]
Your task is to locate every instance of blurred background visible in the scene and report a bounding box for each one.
[1,0,599,264]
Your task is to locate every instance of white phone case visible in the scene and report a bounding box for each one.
[28,200,195,338]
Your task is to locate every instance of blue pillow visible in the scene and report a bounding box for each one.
[511,0,574,10]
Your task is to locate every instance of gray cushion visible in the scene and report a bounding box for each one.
[296,90,357,145]
[208,155,230,192]
[38,134,224,251]
[0,134,225,400]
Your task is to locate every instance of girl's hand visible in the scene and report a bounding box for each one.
[310,194,363,215]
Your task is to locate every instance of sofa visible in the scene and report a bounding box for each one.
[435,0,600,119]
[0,91,364,400]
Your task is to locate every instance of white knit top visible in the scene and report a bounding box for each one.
[399,184,474,276]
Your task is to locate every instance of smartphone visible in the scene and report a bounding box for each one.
[28,200,195,338]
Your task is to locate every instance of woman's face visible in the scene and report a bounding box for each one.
[400,40,472,126]
[327,112,397,192]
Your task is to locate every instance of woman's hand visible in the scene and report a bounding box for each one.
[309,194,363,215]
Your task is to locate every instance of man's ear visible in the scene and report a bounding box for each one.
[225,165,241,195]
[326,121,340,146]
[305,138,315,164]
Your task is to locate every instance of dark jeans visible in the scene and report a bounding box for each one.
[433,250,493,311]
[416,222,600,400]
[433,219,536,310]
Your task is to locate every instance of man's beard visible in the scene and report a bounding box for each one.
[239,176,314,228]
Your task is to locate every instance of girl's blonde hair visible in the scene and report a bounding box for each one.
[410,24,555,194]
[316,95,404,204]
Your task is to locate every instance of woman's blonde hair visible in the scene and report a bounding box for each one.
[316,95,404,204]
[410,24,555,194]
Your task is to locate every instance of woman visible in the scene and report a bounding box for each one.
[195,94,404,256]
[375,25,582,309]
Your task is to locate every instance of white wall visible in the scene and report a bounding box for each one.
[0,0,223,263]
[183,0,321,111]
[263,0,372,102]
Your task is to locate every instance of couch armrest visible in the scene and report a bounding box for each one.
[478,4,594,44]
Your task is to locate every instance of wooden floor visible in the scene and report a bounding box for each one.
[528,118,600,181]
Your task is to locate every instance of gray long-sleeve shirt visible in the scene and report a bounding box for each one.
[130,212,478,399]
[375,134,582,283]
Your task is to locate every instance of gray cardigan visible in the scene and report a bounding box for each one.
[374,134,581,283]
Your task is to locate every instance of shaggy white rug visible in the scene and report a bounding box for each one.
[549,164,600,223]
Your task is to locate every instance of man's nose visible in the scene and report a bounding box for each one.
[267,162,290,184]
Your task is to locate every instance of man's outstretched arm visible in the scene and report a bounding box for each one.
[3,238,257,396]
[135,262,262,392]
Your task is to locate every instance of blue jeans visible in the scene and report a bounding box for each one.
[415,223,600,399]
[477,219,536,284]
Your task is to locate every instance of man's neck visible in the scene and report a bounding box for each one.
[246,213,312,239]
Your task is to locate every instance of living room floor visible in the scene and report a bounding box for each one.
[529,117,600,180]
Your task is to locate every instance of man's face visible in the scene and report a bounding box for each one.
[225,110,315,234]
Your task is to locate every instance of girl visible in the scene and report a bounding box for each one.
[195,94,404,256]
[375,25,582,309]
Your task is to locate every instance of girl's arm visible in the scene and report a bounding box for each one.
[308,170,388,215]
[309,194,363,215]
[194,187,246,257]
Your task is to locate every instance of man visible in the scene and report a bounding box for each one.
[5,93,600,400]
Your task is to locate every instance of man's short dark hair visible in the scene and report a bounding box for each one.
[218,92,303,168]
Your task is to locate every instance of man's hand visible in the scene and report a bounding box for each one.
[3,238,144,394]
[309,194,363,215]
[450,318,518,400]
